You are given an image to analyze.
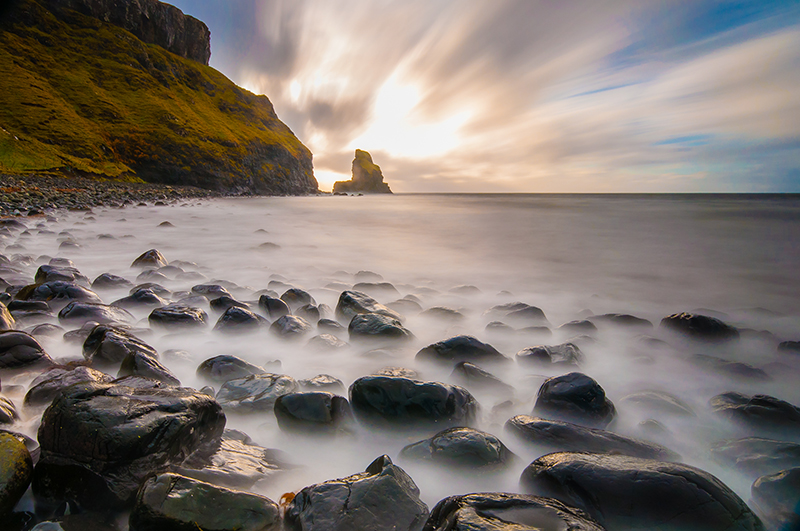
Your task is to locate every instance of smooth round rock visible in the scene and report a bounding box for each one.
[348,313,413,342]
[0,330,52,370]
[274,392,354,434]
[149,305,208,330]
[216,373,299,411]
[515,342,584,367]
[0,432,33,516]
[131,249,168,268]
[401,427,515,469]
[416,336,507,366]
[58,301,133,326]
[335,290,402,322]
[660,312,739,341]
[534,372,616,429]
[197,355,267,384]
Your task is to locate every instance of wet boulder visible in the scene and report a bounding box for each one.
[213,307,266,334]
[710,392,800,436]
[216,373,299,411]
[58,301,133,326]
[270,315,312,338]
[0,301,14,330]
[285,455,428,531]
[274,392,354,434]
[558,320,598,334]
[349,376,478,429]
[118,351,180,386]
[689,354,770,381]
[423,492,605,531]
[534,372,616,429]
[0,330,52,370]
[129,472,281,531]
[619,390,695,417]
[34,265,89,287]
[191,284,232,299]
[258,295,290,319]
[0,396,19,424]
[197,355,267,384]
[352,281,400,298]
[209,295,249,313]
[520,452,764,531]
[336,290,402,322]
[751,467,800,530]
[506,415,678,460]
[131,249,168,268]
[416,336,507,366]
[515,342,584,367]
[451,361,514,394]
[33,382,226,511]
[487,302,549,325]
[419,307,465,323]
[24,366,114,407]
[348,313,414,342]
[280,288,315,311]
[660,312,739,341]
[299,374,346,393]
[0,431,33,516]
[589,313,653,330]
[111,288,169,310]
[295,303,322,322]
[711,437,800,478]
[83,325,158,366]
[91,273,134,290]
[401,427,516,469]
[149,305,208,330]
[307,333,349,351]
[16,281,102,305]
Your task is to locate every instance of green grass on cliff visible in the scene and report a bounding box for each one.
[0,0,313,191]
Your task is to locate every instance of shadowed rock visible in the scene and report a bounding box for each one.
[149,304,208,330]
[710,392,800,436]
[83,324,158,366]
[24,366,114,407]
[336,290,402,322]
[348,313,413,342]
[131,249,168,268]
[534,372,616,429]
[711,437,800,478]
[197,355,267,384]
[660,312,739,341]
[417,336,508,366]
[58,301,133,326]
[516,342,584,367]
[751,467,800,530]
[0,330,52,370]
[0,431,33,516]
[332,149,392,194]
[274,392,354,434]
[216,373,299,411]
[401,427,516,469]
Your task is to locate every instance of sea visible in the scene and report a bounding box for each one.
[6,193,800,514]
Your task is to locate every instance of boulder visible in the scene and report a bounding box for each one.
[129,472,281,531]
[298,374,345,393]
[348,313,414,342]
[778,341,800,354]
[520,452,764,531]
[258,295,290,319]
[149,305,208,330]
[689,354,770,381]
[57,301,133,326]
[506,415,678,460]
[197,355,267,384]
[131,249,168,268]
[192,284,232,299]
[423,492,605,531]
[534,372,616,429]
[751,467,800,530]
[216,373,299,411]
[16,281,102,305]
[711,437,800,478]
[710,392,800,436]
[0,432,33,516]
[353,282,400,299]
[213,307,266,334]
[111,288,169,310]
[515,342,584,367]
[0,397,19,424]
[0,301,14,331]
[589,313,653,330]
[450,361,514,394]
[83,325,158,366]
[620,390,695,417]
[331,149,393,194]
[91,272,134,290]
[209,296,249,313]
[307,334,349,351]
[660,312,739,341]
[280,288,316,311]
[118,351,180,386]
[295,303,321,322]
[34,265,89,287]
[24,366,114,407]
[558,320,598,334]
[349,376,478,429]
[401,427,516,469]
[33,382,226,511]
[274,392,354,434]
[335,290,402,322]
[270,315,312,338]
[0,330,52,370]
[417,336,507,366]
[285,455,427,531]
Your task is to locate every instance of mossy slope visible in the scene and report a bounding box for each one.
[0,0,317,194]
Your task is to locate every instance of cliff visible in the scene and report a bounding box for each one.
[333,150,392,194]
[0,0,318,195]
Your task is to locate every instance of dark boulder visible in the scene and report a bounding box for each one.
[118,351,180,386]
[0,396,19,424]
[520,452,764,531]
[285,455,427,531]
[349,376,478,429]
[130,283,171,296]
[515,342,584,367]
[280,288,315,311]
[213,306,266,334]
[34,265,89,287]
[589,313,653,329]
[689,354,770,381]
[191,284,232,299]
[534,372,616,429]
[401,427,516,469]
[129,472,281,531]
[710,392,800,436]
[209,295,249,313]
[58,301,133,326]
[7,300,50,312]
[751,467,800,530]
[0,301,14,330]
[488,302,549,325]
[0,431,33,516]
[336,290,402,322]
[558,320,598,334]
[197,355,267,384]
[216,373,299,411]
[307,333,349,351]
[111,288,169,310]
[83,325,158,366]
[24,366,114,407]
[91,273,134,290]
[451,361,514,394]
[131,249,168,268]
[778,341,800,354]
[348,313,414,342]
[298,374,345,393]
[27,323,64,338]
[295,303,321,322]
[0,330,52,370]
[506,415,678,460]
[149,305,208,330]
[352,281,400,298]
[423,492,605,531]
[258,295,290,319]
[711,437,800,478]
[274,392,354,434]
[417,336,507,366]
[660,312,739,341]
[270,315,312,338]
[16,281,102,305]
[33,382,226,511]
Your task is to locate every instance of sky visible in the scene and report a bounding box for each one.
[167,0,800,193]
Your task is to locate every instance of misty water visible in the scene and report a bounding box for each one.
[4,193,800,519]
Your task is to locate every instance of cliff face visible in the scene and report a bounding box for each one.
[333,150,392,194]
[0,0,318,195]
[42,0,211,65]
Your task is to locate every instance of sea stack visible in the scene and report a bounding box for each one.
[333,150,392,194]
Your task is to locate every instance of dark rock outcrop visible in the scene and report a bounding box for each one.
[213,306,266,334]
[348,313,413,342]
[258,295,290,319]
[216,373,299,411]
[423,492,606,531]
[711,437,800,478]
[710,392,800,436]
[451,361,514,394]
[58,301,133,326]
[270,314,312,338]
[285,455,427,531]
[24,366,114,407]
[15,281,102,305]
[401,427,516,469]
[273,392,354,434]
[751,467,800,530]
[520,452,764,531]
[336,290,402,322]
[149,304,208,329]
[534,372,616,429]
[332,150,392,194]
[0,432,33,516]
[197,355,267,384]
[83,324,158,366]
[0,302,14,331]
[118,350,180,385]
[417,336,507,366]
[0,330,52,370]
[515,342,584,367]
[660,312,739,341]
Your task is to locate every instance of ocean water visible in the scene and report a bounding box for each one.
[4,193,800,517]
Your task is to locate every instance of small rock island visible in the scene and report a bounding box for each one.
[333,150,393,194]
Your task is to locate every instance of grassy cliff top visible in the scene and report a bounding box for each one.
[0,0,317,193]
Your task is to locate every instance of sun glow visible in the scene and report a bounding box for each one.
[313,169,349,192]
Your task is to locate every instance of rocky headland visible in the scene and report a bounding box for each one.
[333,149,392,194]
